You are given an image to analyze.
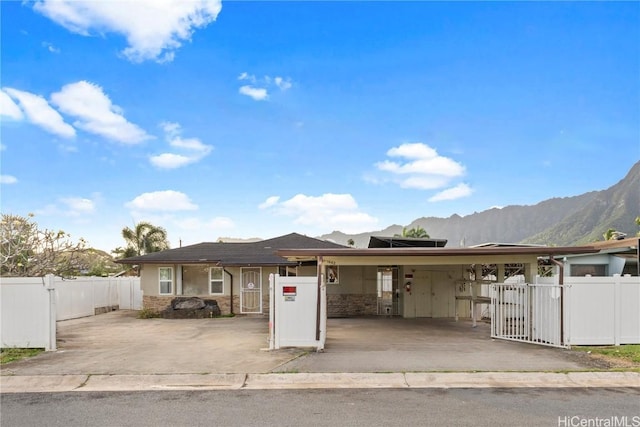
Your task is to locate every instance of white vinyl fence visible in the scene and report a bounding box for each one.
[536,275,640,346]
[491,275,640,348]
[0,276,57,350]
[1,275,142,350]
[54,276,142,320]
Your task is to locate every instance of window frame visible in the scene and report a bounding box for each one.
[158,266,174,295]
[209,266,225,295]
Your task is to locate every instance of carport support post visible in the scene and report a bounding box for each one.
[316,255,327,351]
[268,273,275,350]
[318,268,327,351]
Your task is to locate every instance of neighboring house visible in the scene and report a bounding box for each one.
[561,237,639,277]
[117,233,346,314]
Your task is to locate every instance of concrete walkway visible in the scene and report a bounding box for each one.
[2,372,639,393]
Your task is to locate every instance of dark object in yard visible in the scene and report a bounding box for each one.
[163,297,221,319]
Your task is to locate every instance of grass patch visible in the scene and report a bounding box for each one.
[137,308,162,319]
[574,344,640,364]
[1,348,44,364]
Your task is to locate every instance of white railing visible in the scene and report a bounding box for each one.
[491,283,568,348]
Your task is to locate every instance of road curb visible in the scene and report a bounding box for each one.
[1,372,638,393]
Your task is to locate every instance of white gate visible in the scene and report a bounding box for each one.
[491,283,568,348]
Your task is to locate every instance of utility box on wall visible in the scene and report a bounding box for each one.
[271,275,322,349]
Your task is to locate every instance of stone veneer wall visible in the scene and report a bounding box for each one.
[144,295,232,315]
[327,294,377,317]
[145,293,376,317]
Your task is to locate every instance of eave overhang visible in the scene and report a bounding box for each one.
[276,246,601,265]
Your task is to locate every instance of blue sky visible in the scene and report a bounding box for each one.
[1,1,638,252]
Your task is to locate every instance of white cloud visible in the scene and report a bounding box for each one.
[150,122,213,169]
[259,196,280,210]
[237,73,293,101]
[0,175,18,184]
[51,81,151,144]
[35,194,100,217]
[428,183,473,202]
[238,72,256,83]
[125,190,198,211]
[60,197,95,215]
[262,193,378,233]
[33,0,222,63]
[274,77,292,91]
[42,41,61,53]
[376,143,465,176]
[0,90,24,120]
[149,153,193,169]
[239,85,268,101]
[387,142,438,159]
[374,142,467,193]
[3,87,76,138]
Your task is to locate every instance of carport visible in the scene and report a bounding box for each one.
[274,245,598,351]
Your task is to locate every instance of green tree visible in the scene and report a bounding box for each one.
[603,228,617,241]
[347,239,355,247]
[1,213,86,277]
[118,221,169,258]
[395,226,430,238]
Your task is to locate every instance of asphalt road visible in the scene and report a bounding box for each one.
[2,388,639,427]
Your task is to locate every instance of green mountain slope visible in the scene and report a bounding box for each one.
[320,161,639,247]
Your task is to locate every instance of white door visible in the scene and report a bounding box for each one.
[414,271,432,317]
[241,267,262,314]
[431,272,453,318]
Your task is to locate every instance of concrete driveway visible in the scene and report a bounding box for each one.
[275,317,592,373]
[2,311,596,376]
[2,311,303,376]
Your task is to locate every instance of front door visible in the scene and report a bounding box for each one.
[241,267,262,314]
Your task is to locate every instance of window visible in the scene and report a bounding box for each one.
[278,265,298,277]
[159,267,173,294]
[210,267,224,294]
[570,264,608,277]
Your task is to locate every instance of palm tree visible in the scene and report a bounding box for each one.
[121,222,170,257]
[395,226,430,238]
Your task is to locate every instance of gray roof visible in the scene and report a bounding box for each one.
[117,233,347,266]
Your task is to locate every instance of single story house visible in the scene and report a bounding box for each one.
[117,233,640,319]
[118,233,346,315]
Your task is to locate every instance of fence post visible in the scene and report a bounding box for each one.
[45,274,57,351]
[613,274,621,346]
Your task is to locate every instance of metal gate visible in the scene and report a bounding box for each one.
[241,267,262,314]
[491,283,569,348]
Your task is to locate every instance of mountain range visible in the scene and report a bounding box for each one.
[320,161,640,248]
